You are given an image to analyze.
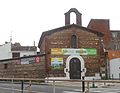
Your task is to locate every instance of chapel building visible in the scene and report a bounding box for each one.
[38,8,104,79]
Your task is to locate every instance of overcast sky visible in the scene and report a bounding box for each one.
[0,0,120,46]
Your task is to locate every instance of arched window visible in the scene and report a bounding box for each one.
[71,35,77,48]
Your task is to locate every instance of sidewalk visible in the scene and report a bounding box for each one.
[42,80,120,88]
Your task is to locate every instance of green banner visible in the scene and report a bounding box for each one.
[86,48,97,55]
[51,48,97,56]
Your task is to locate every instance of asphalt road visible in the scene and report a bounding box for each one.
[0,82,120,93]
[0,82,82,93]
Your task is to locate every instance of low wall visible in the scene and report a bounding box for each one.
[0,55,46,78]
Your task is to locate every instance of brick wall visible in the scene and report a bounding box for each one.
[87,19,112,47]
[42,26,104,77]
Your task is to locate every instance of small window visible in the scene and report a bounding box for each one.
[23,55,27,57]
[12,52,20,58]
[4,64,8,69]
[71,35,77,48]
[112,32,117,38]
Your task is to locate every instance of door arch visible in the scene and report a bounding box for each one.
[64,56,85,79]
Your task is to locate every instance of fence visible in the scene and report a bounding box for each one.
[0,78,120,93]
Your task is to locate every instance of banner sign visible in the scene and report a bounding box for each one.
[51,48,63,55]
[19,57,40,65]
[51,48,97,56]
[21,60,29,64]
[51,58,63,70]
[35,57,40,64]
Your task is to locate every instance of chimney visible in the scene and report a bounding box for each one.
[65,8,82,25]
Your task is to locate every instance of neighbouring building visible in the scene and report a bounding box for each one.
[87,18,120,79]
[38,8,105,79]
[0,42,37,60]
[87,19,112,48]
[107,30,120,79]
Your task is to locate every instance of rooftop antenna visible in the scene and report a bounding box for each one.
[34,41,35,46]
[10,30,13,43]
[33,41,36,55]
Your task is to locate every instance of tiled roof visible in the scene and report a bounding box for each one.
[11,43,37,51]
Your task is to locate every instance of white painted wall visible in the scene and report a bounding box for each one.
[0,42,37,60]
[0,42,12,60]
[18,51,37,57]
[110,58,120,79]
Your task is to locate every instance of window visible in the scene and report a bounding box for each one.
[12,52,20,58]
[71,35,77,48]
[112,32,117,38]
[4,64,8,69]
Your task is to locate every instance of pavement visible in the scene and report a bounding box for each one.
[40,81,120,93]
[42,81,107,87]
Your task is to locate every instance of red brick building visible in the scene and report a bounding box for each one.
[38,8,104,79]
[87,16,120,79]
[87,19,112,47]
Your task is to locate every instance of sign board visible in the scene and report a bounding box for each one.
[51,48,63,55]
[16,60,21,64]
[21,58,28,64]
[51,58,63,70]
[20,57,40,64]
[35,57,40,64]
[51,48,97,56]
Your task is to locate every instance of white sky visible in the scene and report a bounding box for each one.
[0,0,120,46]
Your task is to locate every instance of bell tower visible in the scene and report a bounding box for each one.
[65,8,82,25]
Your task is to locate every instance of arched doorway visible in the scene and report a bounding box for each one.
[64,56,85,79]
[69,58,81,79]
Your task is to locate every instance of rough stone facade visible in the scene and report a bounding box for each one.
[39,25,104,77]
[0,55,46,78]
[38,8,104,78]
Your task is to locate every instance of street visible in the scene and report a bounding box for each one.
[0,82,82,93]
[0,82,120,93]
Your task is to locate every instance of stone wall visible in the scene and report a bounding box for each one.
[0,55,46,78]
[44,26,105,77]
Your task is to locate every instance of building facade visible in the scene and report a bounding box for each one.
[108,31,120,79]
[38,8,104,79]
[87,18,120,79]
[0,42,37,60]
[109,30,120,50]
[87,19,112,48]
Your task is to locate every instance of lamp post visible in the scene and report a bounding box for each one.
[21,72,27,93]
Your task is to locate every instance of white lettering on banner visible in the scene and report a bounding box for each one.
[51,48,97,56]
[62,48,88,55]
